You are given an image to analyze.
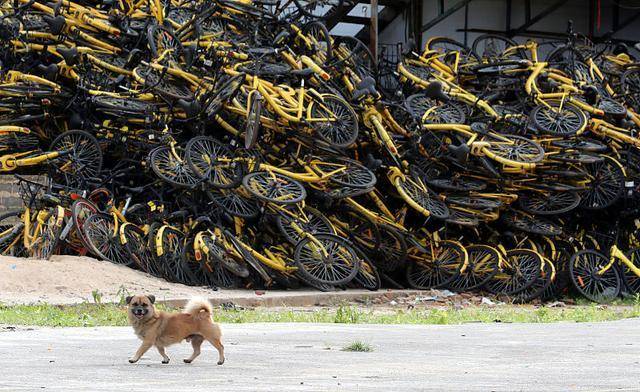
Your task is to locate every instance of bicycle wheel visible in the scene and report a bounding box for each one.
[186,136,242,188]
[405,240,467,289]
[0,210,26,257]
[518,191,581,216]
[311,157,376,189]
[503,211,562,236]
[333,36,376,79]
[513,259,554,304]
[49,130,103,187]
[82,213,131,266]
[71,199,98,252]
[203,74,244,119]
[484,249,542,295]
[447,244,500,291]
[394,172,450,220]
[150,145,200,187]
[481,133,545,166]
[243,171,306,205]
[30,207,63,260]
[201,232,250,278]
[530,102,587,136]
[301,21,332,64]
[207,191,259,219]
[351,248,381,291]
[405,94,466,124]
[294,233,360,285]
[245,91,262,149]
[621,68,640,111]
[569,250,621,303]
[309,95,359,148]
[472,34,526,60]
[157,227,186,282]
[426,37,480,67]
[147,24,183,60]
[579,157,624,210]
[277,206,334,245]
[622,249,640,294]
[371,224,407,271]
[122,224,153,273]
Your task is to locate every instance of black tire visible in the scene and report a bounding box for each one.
[49,130,103,187]
[242,171,306,205]
[530,102,587,136]
[621,249,640,294]
[309,95,359,148]
[82,213,131,266]
[276,206,335,245]
[294,233,360,285]
[150,145,201,188]
[484,249,542,295]
[202,74,244,120]
[301,21,333,64]
[569,250,621,303]
[186,136,242,189]
[472,34,526,60]
[30,207,63,260]
[245,91,262,149]
[122,224,153,273]
[518,191,581,216]
[448,244,500,291]
[351,248,381,291]
[579,157,624,210]
[0,210,26,257]
[405,240,467,289]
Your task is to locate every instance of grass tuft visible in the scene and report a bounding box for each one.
[342,341,373,352]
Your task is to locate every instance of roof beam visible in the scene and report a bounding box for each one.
[420,0,473,32]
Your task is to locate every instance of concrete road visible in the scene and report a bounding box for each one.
[1,320,639,392]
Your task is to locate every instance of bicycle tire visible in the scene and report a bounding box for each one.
[569,249,621,303]
[294,233,360,285]
[405,240,467,289]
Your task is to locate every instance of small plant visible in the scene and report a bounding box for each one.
[91,289,103,305]
[342,341,373,352]
[116,286,131,306]
[334,305,361,323]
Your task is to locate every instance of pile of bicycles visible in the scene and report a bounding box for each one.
[0,0,639,303]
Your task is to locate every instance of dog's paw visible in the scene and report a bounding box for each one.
[183,359,192,364]
[217,360,225,365]
[162,359,170,364]
[128,358,138,364]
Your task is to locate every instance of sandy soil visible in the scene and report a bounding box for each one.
[0,255,219,305]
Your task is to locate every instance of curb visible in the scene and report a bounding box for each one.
[159,289,431,308]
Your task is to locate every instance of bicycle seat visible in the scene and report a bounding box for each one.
[448,143,470,163]
[43,15,65,35]
[38,64,58,81]
[352,76,378,101]
[364,153,383,171]
[423,82,449,102]
[635,43,640,52]
[177,99,201,117]
[194,215,212,225]
[57,46,78,66]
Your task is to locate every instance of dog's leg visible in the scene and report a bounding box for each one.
[184,335,203,364]
[208,336,225,365]
[129,341,153,363]
[157,346,170,364]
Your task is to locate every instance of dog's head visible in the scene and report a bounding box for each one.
[126,294,156,321]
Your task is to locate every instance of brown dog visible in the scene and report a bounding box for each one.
[126,295,224,365]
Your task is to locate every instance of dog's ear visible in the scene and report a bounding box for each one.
[125,296,133,305]
[147,295,155,304]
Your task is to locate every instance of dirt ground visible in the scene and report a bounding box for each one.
[0,255,218,305]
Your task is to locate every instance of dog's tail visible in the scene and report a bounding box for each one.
[184,297,213,320]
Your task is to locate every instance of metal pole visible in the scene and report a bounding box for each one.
[370,0,378,63]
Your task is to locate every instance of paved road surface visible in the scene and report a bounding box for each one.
[1,320,639,391]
